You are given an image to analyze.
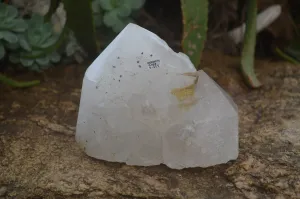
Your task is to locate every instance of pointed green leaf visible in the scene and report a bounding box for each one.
[62,0,98,57]
[241,0,262,88]
[180,0,208,69]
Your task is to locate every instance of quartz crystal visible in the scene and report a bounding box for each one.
[75,23,239,169]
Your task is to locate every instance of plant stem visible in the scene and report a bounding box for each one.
[275,47,300,65]
[0,73,40,88]
[241,0,262,88]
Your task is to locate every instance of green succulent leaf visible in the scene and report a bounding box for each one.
[5,4,18,21]
[30,64,41,72]
[5,40,19,50]
[93,0,145,33]
[36,56,50,66]
[117,5,131,17]
[11,19,28,32]
[92,0,102,13]
[40,35,58,48]
[94,14,103,27]
[50,52,61,62]
[20,58,34,67]
[0,42,5,60]
[28,13,44,28]
[128,0,145,9]
[9,54,19,63]
[19,35,32,51]
[103,11,119,26]
[112,18,128,32]
[0,31,18,43]
[99,0,114,10]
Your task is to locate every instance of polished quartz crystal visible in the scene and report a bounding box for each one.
[75,23,239,169]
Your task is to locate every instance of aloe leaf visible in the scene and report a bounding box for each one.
[241,0,262,88]
[180,0,208,70]
[0,42,5,59]
[62,0,98,58]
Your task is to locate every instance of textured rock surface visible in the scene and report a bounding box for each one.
[76,23,239,169]
[0,52,300,198]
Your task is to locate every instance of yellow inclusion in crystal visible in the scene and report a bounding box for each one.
[171,72,199,109]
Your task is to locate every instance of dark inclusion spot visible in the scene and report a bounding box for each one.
[112,65,116,68]
[150,54,153,57]
[85,140,88,143]
[117,56,120,59]
[139,65,141,68]
[119,80,121,82]
[137,61,139,63]
[120,75,122,78]
[141,52,143,54]
[96,86,99,89]
[93,131,96,134]
[105,92,108,94]
[113,78,115,80]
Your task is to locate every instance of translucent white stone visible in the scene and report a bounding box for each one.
[75,23,239,169]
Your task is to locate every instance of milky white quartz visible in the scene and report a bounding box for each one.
[75,23,239,169]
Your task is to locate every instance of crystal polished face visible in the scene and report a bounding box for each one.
[75,23,239,169]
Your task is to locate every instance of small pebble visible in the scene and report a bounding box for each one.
[0,186,7,196]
